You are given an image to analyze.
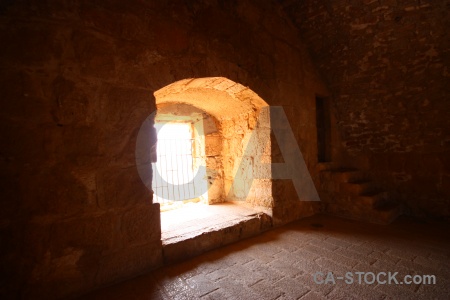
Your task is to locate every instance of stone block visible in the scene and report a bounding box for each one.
[22,222,51,263]
[205,135,221,156]
[61,126,100,162]
[153,19,189,54]
[0,121,49,165]
[95,242,162,287]
[50,214,118,255]
[219,222,243,245]
[332,169,369,183]
[0,25,61,66]
[22,164,91,216]
[97,167,150,209]
[239,217,261,239]
[339,181,379,196]
[71,30,116,78]
[272,179,298,204]
[121,204,161,246]
[208,179,224,203]
[0,170,21,218]
[102,85,155,130]
[0,70,53,125]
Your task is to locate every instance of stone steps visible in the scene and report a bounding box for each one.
[339,181,379,196]
[356,191,390,208]
[319,164,401,224]
[330,169,369,183]
[325,202,402,225]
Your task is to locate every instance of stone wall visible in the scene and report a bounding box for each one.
[285,0,450,218]
[0,0,327,298]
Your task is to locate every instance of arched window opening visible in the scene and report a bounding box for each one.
[152,77,273,261]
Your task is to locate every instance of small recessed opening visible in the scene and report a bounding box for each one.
[152,118,208,212]
[316,96,331,162]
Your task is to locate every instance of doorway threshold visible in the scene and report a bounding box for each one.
[161,201,272,264]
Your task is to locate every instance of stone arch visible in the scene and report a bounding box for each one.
[154,77,268,117]
[153,77,273,208]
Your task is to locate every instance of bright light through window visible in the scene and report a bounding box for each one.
[152,121,208,209]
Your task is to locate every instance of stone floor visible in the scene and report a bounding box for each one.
[81,214,450,300]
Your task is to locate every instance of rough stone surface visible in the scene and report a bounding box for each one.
[282,0,450,218]
[81,214,450,300]
[1,0,447,299]
[160,202,272,264]
[0,0,327,299]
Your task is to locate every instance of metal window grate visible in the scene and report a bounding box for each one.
[152,124,197,205]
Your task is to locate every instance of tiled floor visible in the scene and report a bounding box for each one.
[82,214,450,300]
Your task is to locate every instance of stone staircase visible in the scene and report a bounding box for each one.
[318,163,402,224]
